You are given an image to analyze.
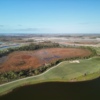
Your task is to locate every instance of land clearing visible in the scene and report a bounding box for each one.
[69,60,80,63]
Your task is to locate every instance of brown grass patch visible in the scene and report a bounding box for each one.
[0,48,92,72]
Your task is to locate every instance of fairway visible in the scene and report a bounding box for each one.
[38,57,100,81]
[0,57,100,96]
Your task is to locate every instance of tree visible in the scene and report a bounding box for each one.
[34,69,39,75]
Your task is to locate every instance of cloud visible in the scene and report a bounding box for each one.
[0,25,4,27]
[79,22,89,25]
[16,28,38,31]
[18,24,22,26]
[79,22,100,25]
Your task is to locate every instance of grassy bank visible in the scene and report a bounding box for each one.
[0,56,100,96]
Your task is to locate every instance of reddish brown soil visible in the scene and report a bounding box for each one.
[0,48,92,72]
[65,42,98,44]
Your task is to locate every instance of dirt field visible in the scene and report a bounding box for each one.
[0,48,92,72]
[64,42,98,44]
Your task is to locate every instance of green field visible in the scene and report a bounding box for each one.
[94,47,100,55]
[0,56,100,96]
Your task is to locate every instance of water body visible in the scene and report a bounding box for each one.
[0,42,3,44]
[0,41,21,50]
[0,44,20,50]
[0,45,18,49]
[0,77,100,100]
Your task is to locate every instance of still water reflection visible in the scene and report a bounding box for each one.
[0,77,100,100]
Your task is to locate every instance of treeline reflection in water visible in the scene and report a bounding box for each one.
[0,77,100,100]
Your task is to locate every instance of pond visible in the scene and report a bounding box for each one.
[0,77,100,100]
[0,42,3,44]
[0,44,20,50]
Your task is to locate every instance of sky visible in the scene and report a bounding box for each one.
[0,0,100,34]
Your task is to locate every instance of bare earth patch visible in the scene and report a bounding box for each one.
[69,60,80,63]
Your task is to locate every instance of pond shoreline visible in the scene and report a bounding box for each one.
[1,76,100,100]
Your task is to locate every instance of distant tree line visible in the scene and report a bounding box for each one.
[0,43,97,58]
[0,42,60,57]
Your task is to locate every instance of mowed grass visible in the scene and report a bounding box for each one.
[0,57,100,96]
[40,57,100,80]
[95,47,100,55]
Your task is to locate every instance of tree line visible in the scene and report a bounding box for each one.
[0,42,60,57]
